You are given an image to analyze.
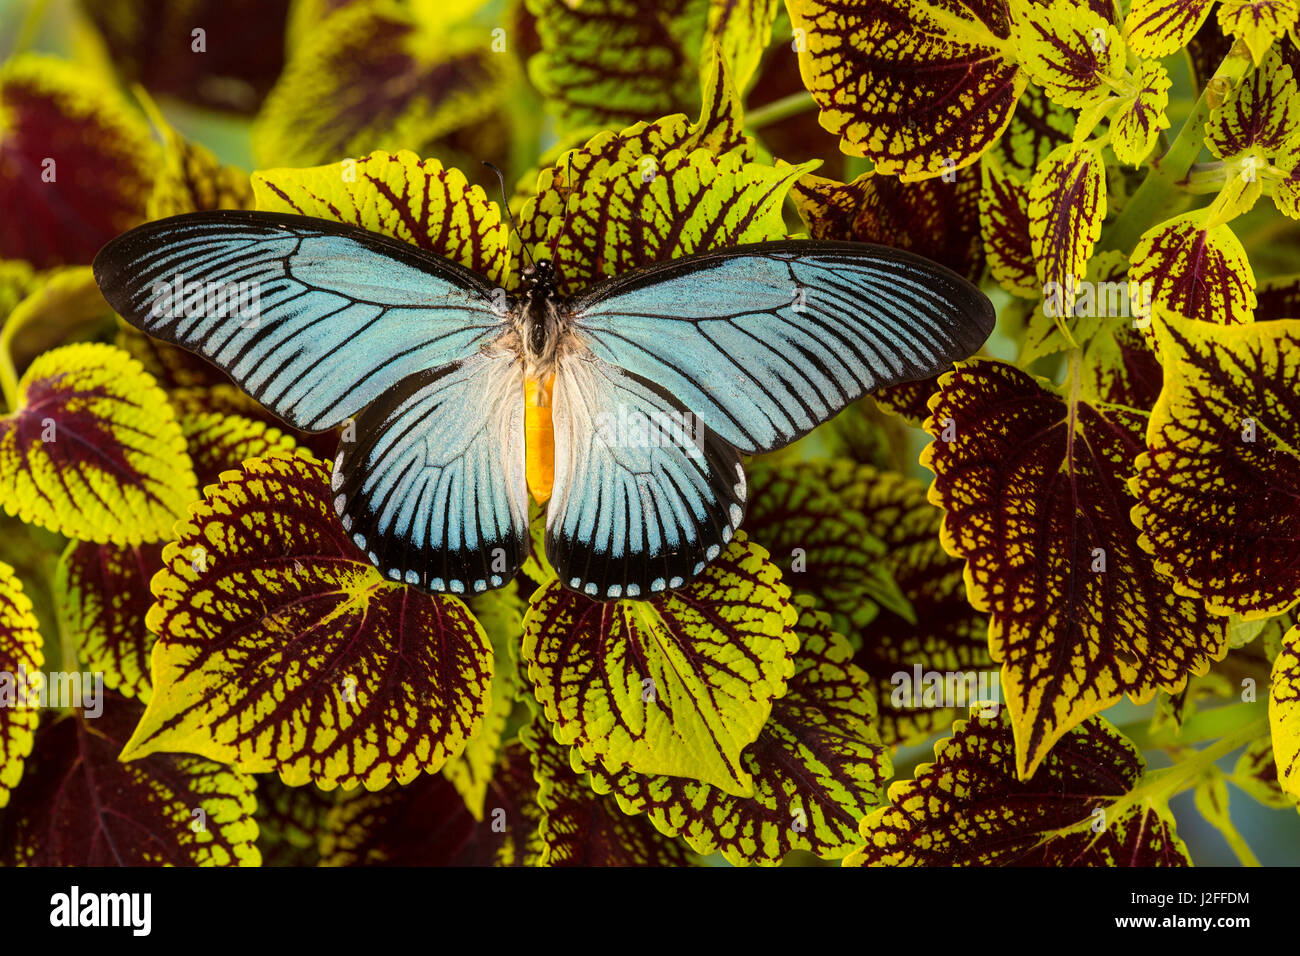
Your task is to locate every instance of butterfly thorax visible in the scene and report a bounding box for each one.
[516,259,567,378]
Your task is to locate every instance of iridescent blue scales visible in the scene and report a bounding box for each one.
[94,210,993,601]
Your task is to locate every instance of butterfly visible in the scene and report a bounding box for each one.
[93,206,993,601]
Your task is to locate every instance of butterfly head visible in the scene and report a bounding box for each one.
[519,258,556,292]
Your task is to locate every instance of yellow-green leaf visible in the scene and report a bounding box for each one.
[523,715,691,866]
[522,533,797,796]
[923,359,1228,778]
[1217,0,1299,64]
[1028,142,1107,325]
[980,153,1039,296]
[1111,61,1173,166]
[1124,0,1217,58]
[253,149,511,287]
[2,692,260,865]
[1129,210,1257,325]
[0,55,157,267]
[0,561,41,808]
[526,0,707,134]
[787,0,1026,180]
[586,600,891,865]
[54,540,162,701]
[1132,317,1300,618]
[0,343,197,544]
[122,455,494,791]
[846,708,1191,865]
[1011,0,1125,109]
[252,0,512,167]
[1271,625,1300,799]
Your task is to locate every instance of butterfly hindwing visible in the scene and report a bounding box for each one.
[93,210,505,431]
[333,347,529,594]
[567,240,995,454]
[547,353,745,600]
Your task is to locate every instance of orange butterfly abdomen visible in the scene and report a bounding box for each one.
[524,374,555,504]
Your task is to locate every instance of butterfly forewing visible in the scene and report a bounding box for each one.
[567,241,996,454]
[92,210,506,432]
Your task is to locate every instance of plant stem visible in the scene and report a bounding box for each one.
[747,90,817,129]
[0,318,21,412]
[1102,41,1253,254]
[1118,699,1268,751]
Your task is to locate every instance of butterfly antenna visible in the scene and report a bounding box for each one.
[548,151,578,275]
[482,161,534,269]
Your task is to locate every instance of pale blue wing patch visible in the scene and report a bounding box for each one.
[568,241,994,453]
[547,350,745,600]
[333,346,528,594]
[94,210,506,431]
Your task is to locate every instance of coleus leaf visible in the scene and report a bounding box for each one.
[992,84,1075,181]
[1206,49,1300,161]
[516,40,752,273]
[253,149,511,287]
[1188,13,1239,90]
[3,267,116,373]
[923,359,1228,778]
[1110,61,1173,167]
[522,533,797,796]
[1217,0,1299,65]
[980,153,1038,296]
[1259,273,1300,318]
[519,147,807,298]
[1124,0,1217,58]
[145,121,254,220]
[1129,210,1257,325]
[586,598,892,865]
[83,0,289,114]
[704,0,781,90]
[1132,318,1300,619]
[54,540,162,702]
[0,55,157,267]
[120,455,495,791]
[1,692,260,865]
[251,0,512,168]
[846,709,1191,865]
[115,325,231,392]
[178,409,305,490]
[1232,735,1300,808]
[255,776,336,867]
[0,343,197,543]
[745,461,914,639]
[1079,319,1164,410]
[786,0,1026,180]
[320,742,543,866]
[525,0,706,134]
[844,468,993,748]
[0,561,41,808]
[523,715,691,866]
[1028,142,1107,325]
[790,165,985,281]
[1019,249,1126,364]
[1272,625,1300,800]
[1010,0,1125,109]
[444,585,527,819]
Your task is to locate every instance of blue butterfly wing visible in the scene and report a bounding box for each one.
[567,240,995,454]
[93,210,506,431]
[547,353,745,600]
[333,347,528,593]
